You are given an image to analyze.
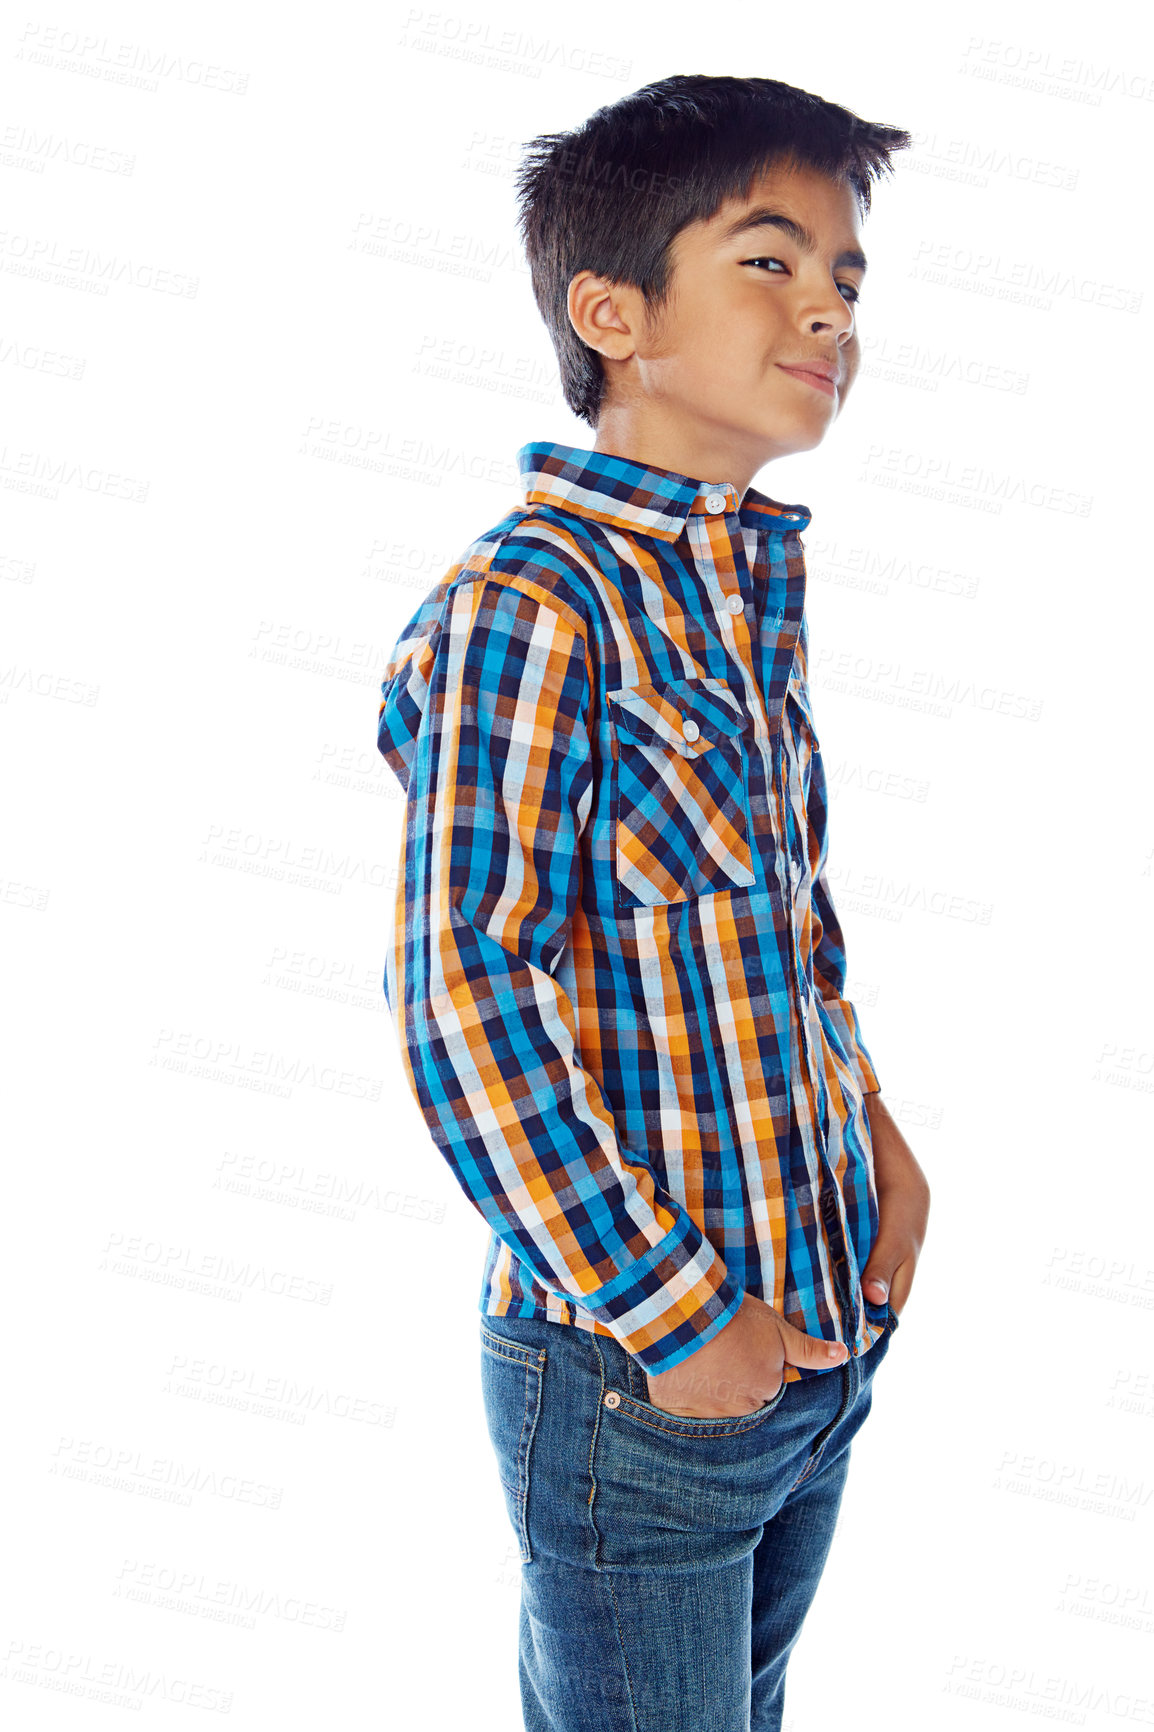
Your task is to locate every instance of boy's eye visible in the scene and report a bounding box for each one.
[741,256,862,305]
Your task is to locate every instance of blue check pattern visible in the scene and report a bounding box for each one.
[376,439,888,1377]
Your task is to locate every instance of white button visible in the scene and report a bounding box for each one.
[704,492,727,513]
[725,593,745,614]
[603,1390,621,1409]
[681,718,700,741]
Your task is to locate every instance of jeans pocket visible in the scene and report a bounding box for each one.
[591,1350,796,1572]
[479,1322,546,1563]
[630,1370,790,1436]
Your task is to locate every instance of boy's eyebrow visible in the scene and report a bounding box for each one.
[718,206,868,273]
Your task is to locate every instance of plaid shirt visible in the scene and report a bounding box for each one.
[376,439,888,1379]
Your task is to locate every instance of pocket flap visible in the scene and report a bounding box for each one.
[607,678,749,757]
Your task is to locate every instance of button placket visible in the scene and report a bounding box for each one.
[775,701,822,1090]
[692,537,756,682]
[694,483,753,633]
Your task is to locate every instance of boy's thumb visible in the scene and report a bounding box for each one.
[777,1319,849,1370]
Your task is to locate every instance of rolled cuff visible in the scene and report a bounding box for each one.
[571,1213,746,1375]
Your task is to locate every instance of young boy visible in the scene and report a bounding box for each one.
[377,74,930,1732]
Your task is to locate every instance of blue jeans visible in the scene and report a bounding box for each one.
[480,1298,900,1731]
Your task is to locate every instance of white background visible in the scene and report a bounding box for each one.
[4,2,1153,1728]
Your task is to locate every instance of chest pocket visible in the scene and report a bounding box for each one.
[606,676,756,909]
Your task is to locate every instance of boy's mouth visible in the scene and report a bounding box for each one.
[776,364,838,399]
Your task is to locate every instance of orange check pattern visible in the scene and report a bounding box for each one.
[377,440,888,1378]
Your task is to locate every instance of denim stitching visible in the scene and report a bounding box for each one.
[609,1385,787,1439]
[602,1569,642,1731]
[481,1328,546,1563]
[480,1322,539,1367]
[516,1350,546,1562]
[785,1350,861,1492]
[481,1341,538,1370]
[587,1335,611,1564]
[607,1325,789,1435]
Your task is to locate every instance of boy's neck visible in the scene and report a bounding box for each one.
[591,410,769,504]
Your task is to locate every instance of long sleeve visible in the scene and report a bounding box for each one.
[796,629,883,1098]
[376,570,745,1373]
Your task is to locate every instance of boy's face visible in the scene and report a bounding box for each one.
[576,160,867,493]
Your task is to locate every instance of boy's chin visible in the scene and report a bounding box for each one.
[748,420,829,459]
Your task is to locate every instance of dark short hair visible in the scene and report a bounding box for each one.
[514,74,911,428]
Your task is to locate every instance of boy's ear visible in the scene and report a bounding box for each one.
[568,271,640,363]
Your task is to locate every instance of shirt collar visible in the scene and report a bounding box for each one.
[517,439,811,542]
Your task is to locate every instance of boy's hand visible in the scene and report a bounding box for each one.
[644,1291,847,1419]
[859,1092,931,1316]
[643,1096,929,1420]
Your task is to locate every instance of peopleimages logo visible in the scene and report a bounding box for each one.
[554,150,684,200]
